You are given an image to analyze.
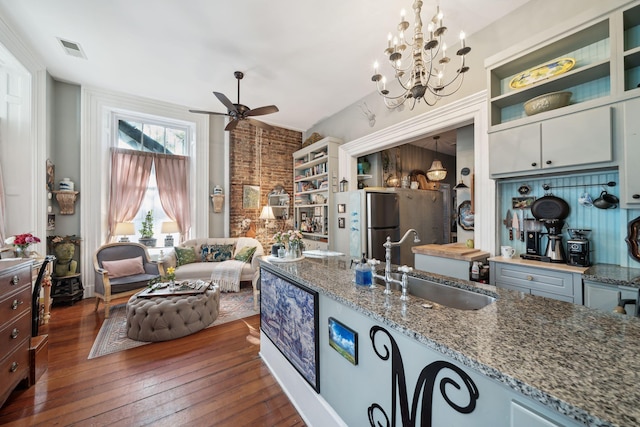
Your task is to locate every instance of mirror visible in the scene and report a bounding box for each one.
[626,216,640,263]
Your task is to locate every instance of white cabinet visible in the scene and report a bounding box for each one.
[490,258,585,304]
[621,96,640,207]
[293,137,342,248]
[584,279,638,316]
[489,106,612,177]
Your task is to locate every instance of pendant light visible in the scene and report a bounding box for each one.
[426,136,447,182]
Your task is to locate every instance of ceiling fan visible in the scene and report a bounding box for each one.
[189,71,279,131]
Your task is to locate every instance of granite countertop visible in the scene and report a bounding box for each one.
[584,264,640,288]
[260,256,640,427]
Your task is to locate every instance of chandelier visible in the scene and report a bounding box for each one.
[426,135,447,181]
[370,1,471,109]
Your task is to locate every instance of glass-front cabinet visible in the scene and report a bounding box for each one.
[293,137,342,250]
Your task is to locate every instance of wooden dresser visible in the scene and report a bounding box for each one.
[0,259,32,408]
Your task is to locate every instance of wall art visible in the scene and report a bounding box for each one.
[328,317,357,365]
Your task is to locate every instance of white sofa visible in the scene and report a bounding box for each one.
[163,237,264,310]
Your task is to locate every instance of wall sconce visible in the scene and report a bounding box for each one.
[114,222,135,242]
[161,221,179,247]
[260,206,276,228]
[453,180,469,190]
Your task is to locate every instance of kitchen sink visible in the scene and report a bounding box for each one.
[375,273,496,310]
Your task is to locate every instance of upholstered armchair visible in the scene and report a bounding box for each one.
[93,242,163,318]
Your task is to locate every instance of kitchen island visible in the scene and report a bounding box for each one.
[259,255,640,427]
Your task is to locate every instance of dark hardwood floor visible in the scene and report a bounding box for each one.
[0,297,306,426]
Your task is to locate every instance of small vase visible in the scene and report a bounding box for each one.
[277,247,286,258]
[15,247,27,258]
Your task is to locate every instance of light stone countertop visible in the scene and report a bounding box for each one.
[260,255,640,427]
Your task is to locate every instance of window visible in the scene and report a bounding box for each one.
[115,116,190,244]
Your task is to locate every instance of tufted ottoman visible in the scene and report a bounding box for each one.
[126,285,220,342]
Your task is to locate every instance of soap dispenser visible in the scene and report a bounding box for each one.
[355,253,372,287]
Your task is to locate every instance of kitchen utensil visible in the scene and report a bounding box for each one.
[519,210,525,241]
[593,190,619,209]
[512,211,520,242]
[530,194,570,220]
[504,209,512,240]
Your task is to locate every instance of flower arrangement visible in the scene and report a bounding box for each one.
[5,233,41,251]
[165,266,176,282]
[273,230,304,248]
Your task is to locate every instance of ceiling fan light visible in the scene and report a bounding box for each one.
[426,160,447,182]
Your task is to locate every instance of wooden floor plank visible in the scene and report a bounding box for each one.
[0,297,307,426]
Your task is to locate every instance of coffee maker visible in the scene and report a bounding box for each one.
[542,219,566,263]
[524,219,543,256]
[567,229,591,267]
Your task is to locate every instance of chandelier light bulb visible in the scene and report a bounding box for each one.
[369,0,471,109]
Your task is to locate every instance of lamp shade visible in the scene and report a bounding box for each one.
[259,206,276,220]
[161,221,180,234]
[453,180,469,189]
[426,160,447,182]
[114,222,135,236]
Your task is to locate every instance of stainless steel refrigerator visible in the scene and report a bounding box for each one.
[366,192,400,264]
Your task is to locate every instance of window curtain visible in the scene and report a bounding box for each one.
[107,148,154,242]
[155,153,191,243]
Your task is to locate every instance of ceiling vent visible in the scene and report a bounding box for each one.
[57,37,87,59]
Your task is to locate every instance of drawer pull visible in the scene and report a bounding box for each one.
[526,275,534,281]
[11,299,23,310]
[633,194,640,199]
[10,275,19,286]
[10,362,19,373]
[10,328,19,339]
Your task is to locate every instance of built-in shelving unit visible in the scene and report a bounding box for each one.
[293,137,342,249]
[624,3,640,92]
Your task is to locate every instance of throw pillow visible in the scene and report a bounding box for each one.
[174,246,198,266]
[201,244,234,262]
[234,246,257,262]
[102,256,145,278]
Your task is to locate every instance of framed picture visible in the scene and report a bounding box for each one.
[260,268,320,393]
[328,317,358,365]
[338,217,345,228]
[337,203,346,213]
[314,206,322,216]
[243,185,260,209]
[47,214,55,230]
[512,196,536,209]
[46,159,55,192]
[301,212,308,221]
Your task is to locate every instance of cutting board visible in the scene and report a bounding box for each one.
[412,243,490,261]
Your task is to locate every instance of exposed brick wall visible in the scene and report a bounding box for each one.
[229,121,301,251]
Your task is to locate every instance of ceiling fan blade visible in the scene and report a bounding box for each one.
[225,119,239,131]
[246,105,279,117]
[213,92,238,113]
[246,117,274,131]
[189,109,229,116]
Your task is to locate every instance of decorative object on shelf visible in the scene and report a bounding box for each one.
[114,222,135,242]
[524,91,572,116]
[58,177,74,191]
[509,57,575,89]
[302,132,323,148]
[426,136,447,182]
[52,191,79,215]
[212,185,223,195]
[5,233,40,258]
[138,210,156,247]
[161,221,179,247]
[370,1,471,109]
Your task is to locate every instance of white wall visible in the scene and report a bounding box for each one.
[455,125,474,245]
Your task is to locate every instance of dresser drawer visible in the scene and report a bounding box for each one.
[0,265,31,297]
[0,339,29,402]
[0,285,30,326]
[0,311,31,358]
[493,263,574,297]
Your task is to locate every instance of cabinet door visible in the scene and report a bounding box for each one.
[541,106,612,169]
[489,123,541,176]
[622,97,640,206]
[584,280,637,315]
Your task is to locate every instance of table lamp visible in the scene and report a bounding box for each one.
[161,221,179,247]
[259,206,276,228]
[114,222,135,242]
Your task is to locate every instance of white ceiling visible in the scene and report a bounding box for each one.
[0,0,529,132]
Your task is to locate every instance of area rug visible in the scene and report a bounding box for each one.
[88,287,258,359]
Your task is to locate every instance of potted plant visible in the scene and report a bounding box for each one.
[138,210,157,247]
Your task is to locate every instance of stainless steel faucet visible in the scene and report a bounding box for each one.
[372,229,420,295]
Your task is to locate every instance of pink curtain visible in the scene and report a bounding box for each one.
[107,148,154,242]
[154,153,191,243]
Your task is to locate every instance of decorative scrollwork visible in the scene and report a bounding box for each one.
[368,325,479,427]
